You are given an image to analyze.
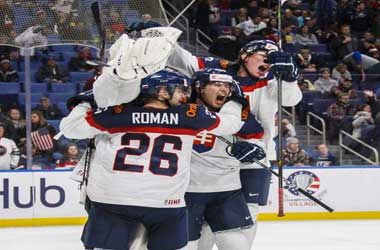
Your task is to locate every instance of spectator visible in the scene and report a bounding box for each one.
[0,122,20,170]
[295,47,321,72]
[194,0,213,37]
[329,24,359,60]
[310,144,338,166]
[327,93,356,144]
[282,137,310,166]
[56,143,80,169]
[282,9,299,29]
[34,96,63,120]
[209,27,240,61]
[352,104,375,138]
[336,0,353,26]
[364,90,380,123]
[295,25,319,45]
[28,110,56,168]
[297,77,316,91]
[0,0,14,36]
[7,107,25,145]
[332,63,352,82]
[246,0,259,18]
[331,77,356,99]
[107,10,126,34]
[0,59,19,82]
[314,67,338,95]
[282,23,296,44]
[350,1,372,38]
[68,47,96,72]
[282,118,296,137]
[235,15,266,36]
[0,110,16,141]
[231,7,249,26]
[35,56,70,83]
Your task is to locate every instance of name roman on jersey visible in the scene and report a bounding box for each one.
[132,112,179,125]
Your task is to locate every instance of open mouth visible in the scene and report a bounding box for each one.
[258,64,270,72]
[216,95,226,102]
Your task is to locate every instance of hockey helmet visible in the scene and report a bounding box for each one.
[192,68,234,89]
[140,69,191,98]
[240,40,279,56]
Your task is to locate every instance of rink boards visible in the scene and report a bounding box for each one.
[1,166,380,227]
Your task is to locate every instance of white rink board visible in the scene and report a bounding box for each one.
[1,167,380,221]
[261,166,380,213]
[0,170,86,219]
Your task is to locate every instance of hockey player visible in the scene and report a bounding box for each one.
[0,123,20,170]
[59,70,249,250]
[186,68,267,250]
[165,39,302,248]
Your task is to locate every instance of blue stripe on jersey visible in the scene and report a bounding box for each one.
[235,113,264,139]
[85,103,220,134]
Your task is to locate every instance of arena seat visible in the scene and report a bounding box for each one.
[18,93,45,105]
[50,83,76,94]
[70,71,93,83]
[0,82,20,94]
[29,83,48,93]
[48,92,74,103]
[47,120,61,132]
[311,98,336,117]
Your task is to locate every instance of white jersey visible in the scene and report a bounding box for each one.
[60,101,244,208]
[0,137,19,170]
[188,112,265,193]
[166,46,303,160]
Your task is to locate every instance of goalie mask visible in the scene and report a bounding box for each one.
[140,70,191,106]
[191,68,235,110]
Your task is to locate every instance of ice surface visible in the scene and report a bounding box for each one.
[1,220,379,250]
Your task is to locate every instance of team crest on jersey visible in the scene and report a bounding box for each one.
[193,132,216,153]
[286,171,320,196]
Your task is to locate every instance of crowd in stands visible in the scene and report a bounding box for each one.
[2,0,380,168]
[188,0,380,164]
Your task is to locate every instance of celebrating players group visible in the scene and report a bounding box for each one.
[59,27,302,250]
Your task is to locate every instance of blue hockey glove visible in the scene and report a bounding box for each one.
[66,90,97,110]
[267,51,299,82]
[226,141,266,163]
[226,80,248,109]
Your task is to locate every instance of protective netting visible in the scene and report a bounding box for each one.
[0,0,168,48]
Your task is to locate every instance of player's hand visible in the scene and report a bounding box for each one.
[267,51,299,82]
[66,90,96,110]
[226,141,266,163]
[226,80,248,109]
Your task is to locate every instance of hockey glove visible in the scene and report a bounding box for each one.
[66,90,97,110]
[226,80,248,109]
[267,51,299,82]
[226,141,266,163]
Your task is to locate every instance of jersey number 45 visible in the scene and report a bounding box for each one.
[113,133,182,177]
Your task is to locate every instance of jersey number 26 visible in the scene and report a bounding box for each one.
[113,133,182,177]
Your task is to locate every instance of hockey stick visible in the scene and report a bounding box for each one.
[217,136,334,213]
[276,0,285,217]
[79,1,106,208]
